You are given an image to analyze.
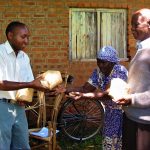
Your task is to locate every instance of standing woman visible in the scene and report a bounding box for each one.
[66,46,128,149]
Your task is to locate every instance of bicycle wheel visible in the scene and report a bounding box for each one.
[58,98,104,141]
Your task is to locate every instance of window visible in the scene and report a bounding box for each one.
[69,8,127,60]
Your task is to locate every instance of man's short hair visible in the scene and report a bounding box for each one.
[136,8,150,25]
[5,21,26,37]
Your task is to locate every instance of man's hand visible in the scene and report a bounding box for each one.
[30,76,49,91]
[113,94,132,106]
[115,98,131,106]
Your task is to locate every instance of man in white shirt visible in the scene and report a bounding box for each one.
[115,8,150,150]
[0,21,48,150]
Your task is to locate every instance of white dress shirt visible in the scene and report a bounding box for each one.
[0,41,34,100]
[136,37,150,50]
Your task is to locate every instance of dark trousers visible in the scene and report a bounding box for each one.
[122,113,150,150]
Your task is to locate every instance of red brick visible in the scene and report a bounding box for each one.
[0,0,148,86]
[4,13,17,18]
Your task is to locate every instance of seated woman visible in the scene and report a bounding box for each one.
[65,46,128,150]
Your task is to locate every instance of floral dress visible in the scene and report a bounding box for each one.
[88,64,128,150]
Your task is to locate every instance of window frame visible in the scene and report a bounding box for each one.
[69,8,128,61]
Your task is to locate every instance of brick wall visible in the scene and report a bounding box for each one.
[0,0,149,86]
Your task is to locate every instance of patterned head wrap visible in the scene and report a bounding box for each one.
[97,46,120,63]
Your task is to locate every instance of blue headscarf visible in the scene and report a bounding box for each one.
[97,46,120,63]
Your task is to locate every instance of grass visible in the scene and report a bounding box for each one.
[29,130,102,150]
[57,131,102,150]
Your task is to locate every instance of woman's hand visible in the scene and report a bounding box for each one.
[68,92,103,100]
[68,92,83,100]
[55,85,66,93]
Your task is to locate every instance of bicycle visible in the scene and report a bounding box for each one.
[26,72,104,143]
[57,73,104,141]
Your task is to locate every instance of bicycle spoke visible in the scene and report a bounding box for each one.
[72,102,82,115]
[65,121,81,136]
